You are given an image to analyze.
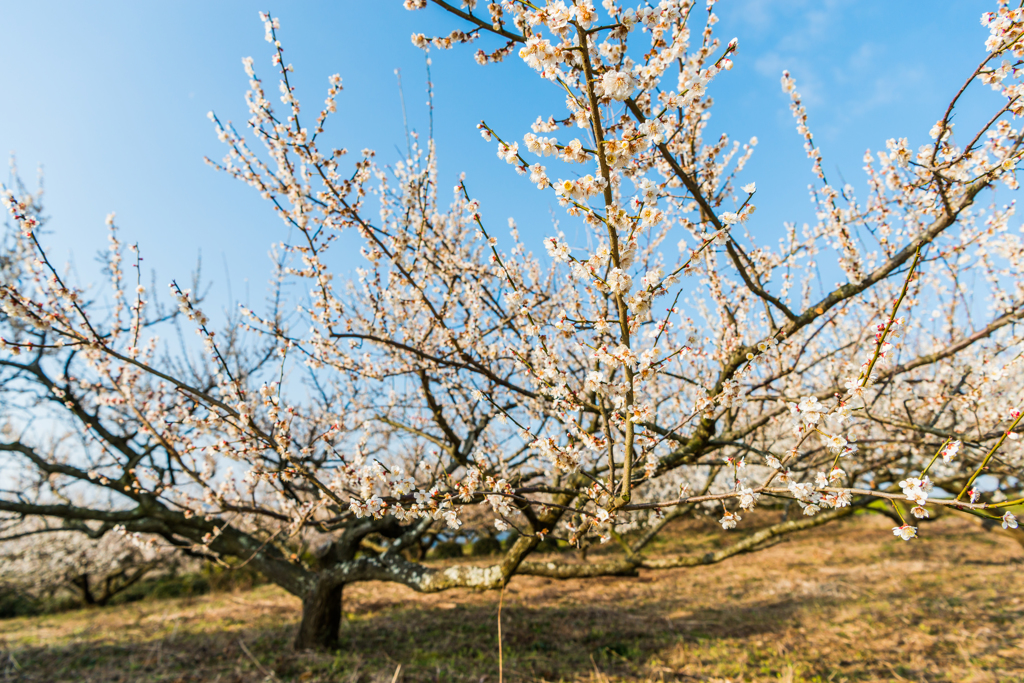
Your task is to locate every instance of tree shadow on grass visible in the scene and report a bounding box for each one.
[332,594,811,682]
[6,577,1018,683]
[2,594,816,683]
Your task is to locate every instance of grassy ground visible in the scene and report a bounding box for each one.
[1,513,1022,683]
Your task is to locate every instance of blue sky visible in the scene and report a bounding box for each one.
[0,1,1000,316]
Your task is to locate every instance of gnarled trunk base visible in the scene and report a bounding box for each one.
[294,582,343,650]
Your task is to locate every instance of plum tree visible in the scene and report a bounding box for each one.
[2,1,1022,650]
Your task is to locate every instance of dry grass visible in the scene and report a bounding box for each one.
[1,513,1022,683]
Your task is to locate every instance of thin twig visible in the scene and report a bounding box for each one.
[238,638,276,680]
[498,584,505,683]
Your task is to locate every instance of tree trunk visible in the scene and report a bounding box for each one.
[71,574,97,606]
[293,581,343,650]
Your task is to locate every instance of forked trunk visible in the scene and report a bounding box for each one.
[294,581,344,650]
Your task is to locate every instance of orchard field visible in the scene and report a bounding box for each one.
[2,514,1021,683]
